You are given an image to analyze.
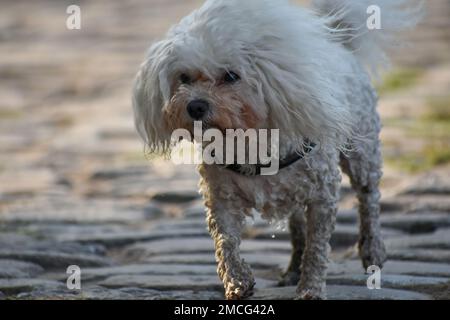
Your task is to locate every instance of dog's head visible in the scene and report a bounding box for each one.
[133,0,357,155]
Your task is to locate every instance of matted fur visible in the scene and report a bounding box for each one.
[133,0,421,300]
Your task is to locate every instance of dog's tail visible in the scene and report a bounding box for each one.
[312,0,423,75]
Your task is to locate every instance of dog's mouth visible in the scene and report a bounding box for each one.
[185,121,228,137]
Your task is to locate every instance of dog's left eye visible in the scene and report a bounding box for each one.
[223,71,240,84]
[180,73,191,84]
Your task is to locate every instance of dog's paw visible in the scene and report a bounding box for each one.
[295,287,326,300]
[224,278,255,300]
[219,258,255,300]
[359,236,387,269]
[278,270,300,287]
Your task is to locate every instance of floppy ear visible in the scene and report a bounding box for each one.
[250,50,356,151]
[133,39,174,154]
[243,23,357,152]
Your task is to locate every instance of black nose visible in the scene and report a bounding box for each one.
[187,99,209,120]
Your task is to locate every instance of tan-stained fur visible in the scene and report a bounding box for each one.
[163,72,267,134]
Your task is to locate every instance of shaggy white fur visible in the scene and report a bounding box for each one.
[133,0,421,299]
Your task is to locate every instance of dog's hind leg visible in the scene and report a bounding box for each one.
[279,208,307,286]
[206,206,255,300]
[297,200,337,300]
[340,136,387,269]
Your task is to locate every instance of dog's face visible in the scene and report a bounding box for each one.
[163,69,266,135]
[132,33,271,153]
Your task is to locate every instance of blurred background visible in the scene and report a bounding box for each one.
[0,0,449,300]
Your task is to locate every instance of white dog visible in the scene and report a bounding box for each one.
[133,0,421,299]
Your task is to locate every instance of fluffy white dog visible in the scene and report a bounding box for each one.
[133,0,421,299]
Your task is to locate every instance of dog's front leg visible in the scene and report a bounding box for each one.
[297,200,337,300]
[206,206,255,300]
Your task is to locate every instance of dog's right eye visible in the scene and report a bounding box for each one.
[223,71,240,84]
[180,73,191,84]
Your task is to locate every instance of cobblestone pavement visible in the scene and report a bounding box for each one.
[0,0,449,300]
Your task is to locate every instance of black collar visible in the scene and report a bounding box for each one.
[222,141,316,176]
